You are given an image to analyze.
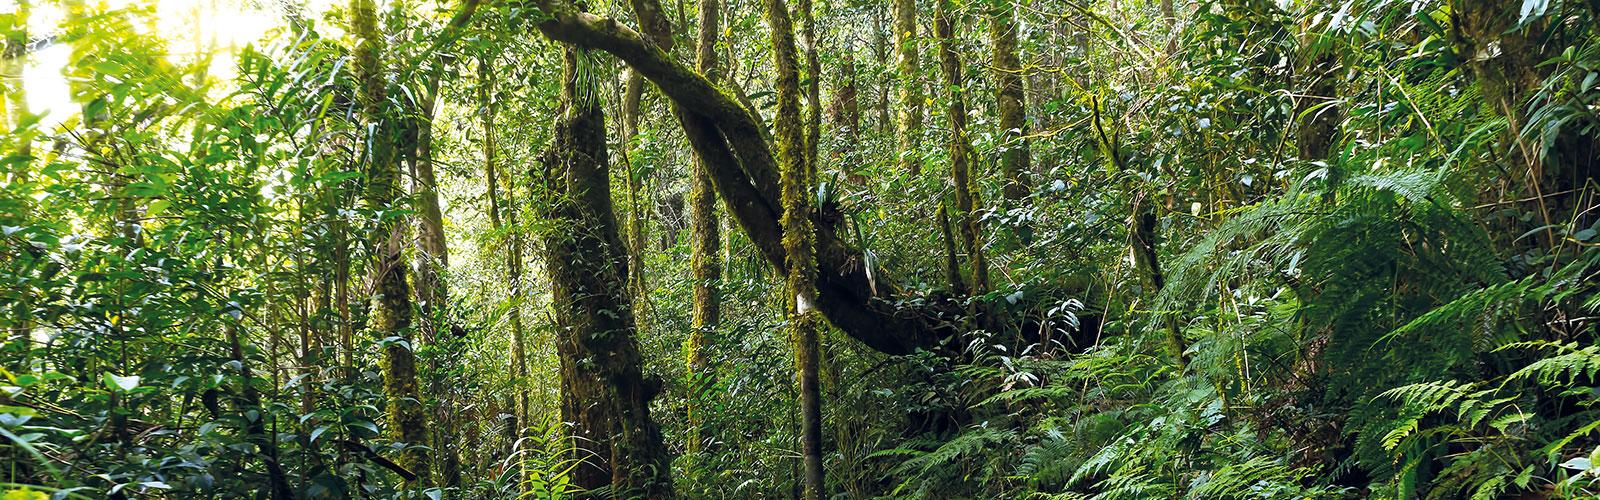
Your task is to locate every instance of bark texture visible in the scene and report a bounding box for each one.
[1450,0,1598,232]
[989,3,1031,204]
[937,0,988,294]
[540,45,673,497]
[761,0,825,493]
[891,0,923,174]
[349,0,429,481]
[685,0,723,447]
[479,56,529,433]
[530,0,968,356]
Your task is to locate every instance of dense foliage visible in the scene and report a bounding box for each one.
[2,0,1597,498]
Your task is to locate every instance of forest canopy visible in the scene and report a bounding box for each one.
[2,0,1599,498]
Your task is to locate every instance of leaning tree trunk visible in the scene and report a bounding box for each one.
[349,0,429,482]
[531,0,996,357]
[539,44,673,498]
[761,0,824,493]
[410,69,449,340]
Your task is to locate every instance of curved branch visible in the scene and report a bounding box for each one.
[531,4,957,355]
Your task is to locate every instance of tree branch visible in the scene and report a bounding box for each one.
[530,2,959,355]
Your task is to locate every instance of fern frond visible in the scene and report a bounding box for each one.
[1499,340,1600,387]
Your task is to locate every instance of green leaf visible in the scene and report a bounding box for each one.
[102,373,141,392]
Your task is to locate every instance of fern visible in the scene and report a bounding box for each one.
[1015,431,1078,489]
[1186,456,1328,499]
[892,426,1016,479]
[1500,340,1600,387]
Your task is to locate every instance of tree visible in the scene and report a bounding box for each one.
[477,53,530,440]
[1450,0,1598,236]
[685,0,723,447]
[937,0,988,295]
[539,43,673,497]
[891,0,923,174]
[988,1,1031,206]
[761,0,824,494]
[529,0,973,356]
[349,0,429,481]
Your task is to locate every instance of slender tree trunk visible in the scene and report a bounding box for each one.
[2,0,28,175]
[937,0,988,294]
[619,71,653,330]
[1093,97,1188,369]
[938,203,964,294]
[532,0,1006,355]
[542,44,673,498]
[685,0,723,453]
[869,11,892,137]
[411,70,449,340]
[479,55,529,438]
[412,63,466,490]
[989,3,1031,205]
[891,0,923,174]
[1451,0,1598,236]
[349,0,429,482]
[831,50,861,156]
[761,0,824,495]
[225,323,294,499]
[797,0,821,181]
[2,0,33,352]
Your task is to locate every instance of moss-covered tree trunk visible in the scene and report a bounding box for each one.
[761,0,825,494]
[797,0,821,180]
[619,71,652,328]
[530,0,1001,355]
[831,49,861,154]
[349,0,429,482]
[478,54,529,439]
[541,44,673,498]
[2,0,33,351]
[891,0,923,174]
[989,2,1031,206]
[685,0,723,451]
[410,69,449,339]
[936,0,988,294]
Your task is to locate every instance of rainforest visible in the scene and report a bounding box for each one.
[1,0,1598,497]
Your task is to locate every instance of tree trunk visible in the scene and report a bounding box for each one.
[541,44,673,498]
[479,53,530,444]
[619,70,653,330]
[411,69,449,341]
[797,0,822,181]
[1450,0,1598,236]
[830,50,861,157]
[530,1,978,356]
[685,0,723,453]
[989,3,1032,205]
[760,0,825,494]
[937,0,988,294]
[224,323,294,499]
[1094,97,1188,369]
[869,11,893,137]
[891,0,923,174]
[2,0,33,351]
[938,203,965,294]
[349,0,429,482]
